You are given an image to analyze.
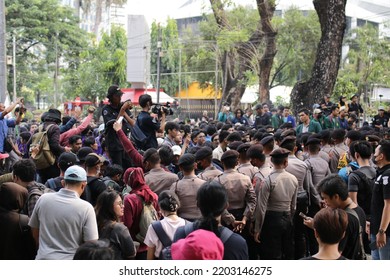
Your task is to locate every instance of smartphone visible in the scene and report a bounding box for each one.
[116,116,124,123]
[369,240,377,250]
[299,212,309,220]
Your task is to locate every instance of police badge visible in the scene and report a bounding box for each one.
[383,176,389,186]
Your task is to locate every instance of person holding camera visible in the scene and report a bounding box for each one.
[102,85,134,168]
[137,94,166,150]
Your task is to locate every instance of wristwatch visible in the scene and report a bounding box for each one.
[378,229,386,235]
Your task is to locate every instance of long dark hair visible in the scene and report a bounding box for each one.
[196,181,228,237]
[95,190,121,231]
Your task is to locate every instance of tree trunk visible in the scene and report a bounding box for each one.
[210,0,267,111]
[93,0,103,38]
[291,0,347,114]
[257,0,277,104]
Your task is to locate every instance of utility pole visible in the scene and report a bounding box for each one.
[54,33,59,108]
[156,24,162,104]
[13,34,16,102]
[214,45,218,120]
[0,0,7,103]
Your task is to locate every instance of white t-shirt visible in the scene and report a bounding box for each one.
[144,216,186,258]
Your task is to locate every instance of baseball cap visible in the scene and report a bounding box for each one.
[171,229,224,260]
[58,152,78,169]
[379,106,385,111]
[77,147,94,162]
[313,108,322,114]
[64,165,87,182]
[171,145,182,156]
[85,153,106,167]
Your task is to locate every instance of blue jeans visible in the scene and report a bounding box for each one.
[371,234,390,260]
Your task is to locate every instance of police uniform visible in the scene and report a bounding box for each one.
[169,154,205,221]
[197,165,222,181]
[145,168,179,196]
[237,163,259,180]
[214,151,256,223]
[196,147,223,181]
[304,138,331,187]
[252,166,272,196]
[254,148,298,260]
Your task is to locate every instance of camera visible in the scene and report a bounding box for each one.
[152,102,174,117]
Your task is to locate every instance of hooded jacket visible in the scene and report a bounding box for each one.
[0,182,36,259]
[122,167,159,254]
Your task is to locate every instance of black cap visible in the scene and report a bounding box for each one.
[254,104,262,110]
[45,109,62,123]
[107,85,123,98]
[270,148,290,158]
[350,94,358,100]
[305,138,321,146]
[178,153,196,166]
[260,136,274,146]
[77,147,94,162]
[58,152,78,167]
[237,143,251,154]
[195,147,213,161]
[221,150,239,161]
[281,129,296,138]
[228,141,243,151]
[279,136,297,148]
[85,153,106,167]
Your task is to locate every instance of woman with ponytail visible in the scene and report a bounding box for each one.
[144,191,186,259]
[172,181,249,260]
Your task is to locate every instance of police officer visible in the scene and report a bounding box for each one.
[254,148,298,260]
[237,143,259,180]
[215,150,257,258]
[195,147,222,181]
[372,106,389,132]
[215,150,256,228]
[246,144,271,196]
[143,148,179,195]
[170,153,205,221]
[279,136,313,259]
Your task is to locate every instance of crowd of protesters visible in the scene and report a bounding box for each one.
[0,86,389,261]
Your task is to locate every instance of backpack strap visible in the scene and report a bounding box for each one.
[151,221,172,248]
[183,222,194,236]
[219,226,234,244]
[344,207,366,260]
[47,178,57,191]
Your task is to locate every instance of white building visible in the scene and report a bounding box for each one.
[60,0,128,40]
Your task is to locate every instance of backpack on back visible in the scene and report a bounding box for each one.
[30,124,56,170]
[136,195,158,243]
[351,169,374,215]
[160,223,233,260]
[23,183,55,215]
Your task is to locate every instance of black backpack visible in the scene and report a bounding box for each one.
[351,170,374,215]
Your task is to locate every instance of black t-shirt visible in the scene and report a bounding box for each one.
[372,114,389,129]
[137,111,160,150]
[348,166,376,215]
[254,114,271,128]
[173,223,248,260]
[371,164,390,235]
[82,176,108,206]
[102,103,132,152]
[339,207,362,260]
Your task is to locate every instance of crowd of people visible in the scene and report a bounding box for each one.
[0,86,389,261]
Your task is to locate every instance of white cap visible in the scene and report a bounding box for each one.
[171,145,182,156]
